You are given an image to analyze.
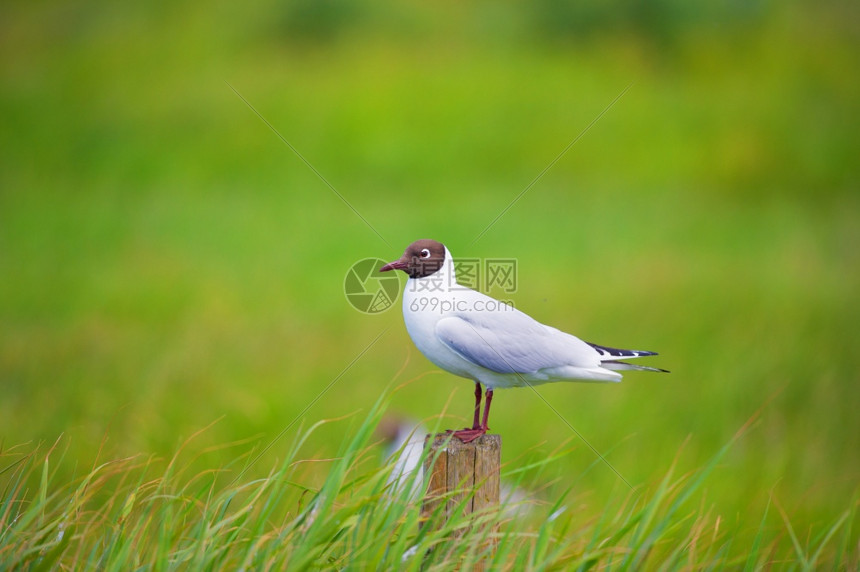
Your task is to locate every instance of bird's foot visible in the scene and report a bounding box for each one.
[451,428,487,443]
[445,424,481,433]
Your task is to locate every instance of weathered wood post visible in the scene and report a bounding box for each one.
[421,434,501,562]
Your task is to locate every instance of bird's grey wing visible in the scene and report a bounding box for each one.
[435,311,598,374]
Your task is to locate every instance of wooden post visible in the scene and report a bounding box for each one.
[421,434,501,563]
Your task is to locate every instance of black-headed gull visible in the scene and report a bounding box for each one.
[380,239,667,443]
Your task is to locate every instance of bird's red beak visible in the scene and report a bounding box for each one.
[380,258,408,272]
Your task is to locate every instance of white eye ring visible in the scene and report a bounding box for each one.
[420,248,431,258]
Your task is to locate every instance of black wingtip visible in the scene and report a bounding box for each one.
[587,342,658,358]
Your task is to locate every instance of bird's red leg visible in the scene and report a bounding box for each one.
[471,382,482,430]
[480,388,493,432]
[453,386,493,443]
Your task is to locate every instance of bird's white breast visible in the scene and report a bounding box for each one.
[400,277,481,379]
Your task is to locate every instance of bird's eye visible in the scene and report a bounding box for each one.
[420,248,431,258]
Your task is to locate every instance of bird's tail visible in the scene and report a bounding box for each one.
[588,342,669,373]
[601,360,669,373]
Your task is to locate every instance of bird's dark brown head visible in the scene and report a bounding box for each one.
[380,239,447,279]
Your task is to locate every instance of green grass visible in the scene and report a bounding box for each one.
[2,0,859,568]
[2,392,856,569]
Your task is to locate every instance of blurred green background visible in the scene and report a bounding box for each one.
[1,0,858,542]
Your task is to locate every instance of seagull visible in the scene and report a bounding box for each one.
[380,239,667,443]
